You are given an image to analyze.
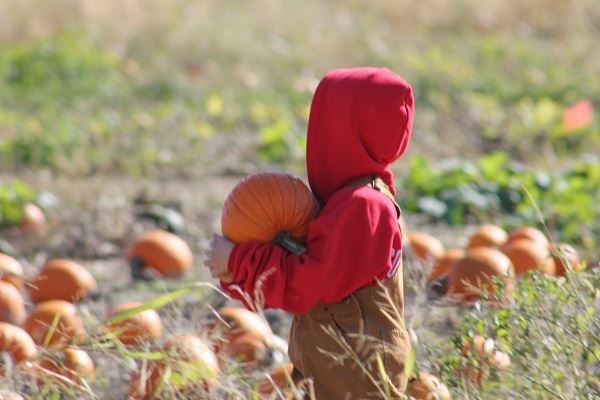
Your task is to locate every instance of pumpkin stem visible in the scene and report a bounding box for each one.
[427,276,449,300]
[274,231,306,255]
[129,257,156,281]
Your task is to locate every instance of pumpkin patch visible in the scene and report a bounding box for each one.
[0,9,598,398]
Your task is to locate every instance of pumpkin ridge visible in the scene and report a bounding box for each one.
[272,174,290,231]
[287,176,300,231]
[227,191,274,242]
[246,175,280,236]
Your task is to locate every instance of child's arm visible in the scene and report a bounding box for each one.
[212,189,402,314]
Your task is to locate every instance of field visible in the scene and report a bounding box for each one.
[0,1,599,399]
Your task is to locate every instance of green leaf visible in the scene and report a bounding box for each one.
[106,287,193,325]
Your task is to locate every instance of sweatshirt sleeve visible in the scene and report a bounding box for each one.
[220,188,402,314]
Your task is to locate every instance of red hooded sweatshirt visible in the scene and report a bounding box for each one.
[222,67,414,314]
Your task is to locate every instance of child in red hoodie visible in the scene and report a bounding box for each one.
[205,67,414,399]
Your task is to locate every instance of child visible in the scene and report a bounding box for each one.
[205,67,414,399]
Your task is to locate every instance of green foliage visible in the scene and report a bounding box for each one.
[0,33,119,105]
[428,271,600,399]
[401,37,600,156]
[399,152,600,256]
[0,28,599,175]
[0,181,37,228]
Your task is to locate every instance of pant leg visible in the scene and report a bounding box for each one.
[287,267,409,400]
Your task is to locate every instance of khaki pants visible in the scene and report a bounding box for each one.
[288,266,410,400]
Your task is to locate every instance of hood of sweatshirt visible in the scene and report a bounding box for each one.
[306,67,414,203]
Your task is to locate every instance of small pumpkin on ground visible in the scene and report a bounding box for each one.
[0,281,26,326]
[506,226,549,249]
[224,331,268,364]
[501,239,554,276]
[551,243,583,276]
[0,322,38,367]
[208,307,273,354]
[105,302,163,345]
[447,247,514,303]
[427,248,465,298]
[257,362,295,396]
[428,248,465,283]
[407,232,444,263]
[0,253,24,290]
[128,334,219,400]
[467,224,508,249]
[37,347,95,384]
[127,230,193,279]
[23,300,85,348]
[28,259,97,303]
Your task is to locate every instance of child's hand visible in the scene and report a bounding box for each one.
[203,234,235,283]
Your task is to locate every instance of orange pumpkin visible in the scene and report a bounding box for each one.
[129,334,219,400]
[428,249,465,282]
[407,372,451,400]
[210,307,272,353]
[0,253,24,290]
[221,173,319,244]
[128,362,164,400]
[407,232,444,262]
[467,224,508,249]
[224,332,267,364]
[502,239,554,275]
[29,259,97,303]
[0,281,26,326]
[105,302,163,345]
[258,362,295,396]
[162,334,220,376]
[506,226,549,248]
[127,230,193,278]
[0,322,38,365]
[38,347,95,383]
[551,243,582,276]
[448,247,514,303]
[23,300,85,348]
